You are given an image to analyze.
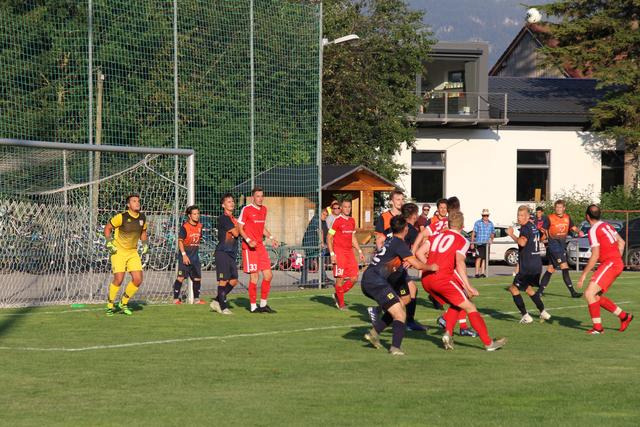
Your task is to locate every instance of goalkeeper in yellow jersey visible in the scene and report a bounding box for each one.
[103,194,149,316]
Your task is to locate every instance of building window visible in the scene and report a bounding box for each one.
[517,150,549,202]
[412,151,445,202]
[601,150,624,193]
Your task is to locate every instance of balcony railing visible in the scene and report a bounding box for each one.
[416,91,508,125]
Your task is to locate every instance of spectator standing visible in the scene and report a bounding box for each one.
[416,204,431,232]
[471,209,495,278]
[326,200,340,231]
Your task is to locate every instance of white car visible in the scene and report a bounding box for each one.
[467,225,545,266]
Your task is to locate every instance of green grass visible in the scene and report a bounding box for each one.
[1,273,639,427]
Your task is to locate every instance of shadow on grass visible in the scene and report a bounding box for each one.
[543,314,585,330]
[346,302,375,322]
[0,306,34,337]
[309,295,335,309]
[230,297,251,311]
[478,307,519,321]
[342,325,482,351]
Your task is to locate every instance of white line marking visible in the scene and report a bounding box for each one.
[0,301,633,352]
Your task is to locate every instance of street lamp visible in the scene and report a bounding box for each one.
[316,2,359,288]
[322,34,360,47]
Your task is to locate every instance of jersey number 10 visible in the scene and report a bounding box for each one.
[431,234,455,254]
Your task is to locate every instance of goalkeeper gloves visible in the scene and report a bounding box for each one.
[141,242,149,255]
[105,237,117,255]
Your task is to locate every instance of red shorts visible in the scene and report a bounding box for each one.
[591,259,624,293]
[334,249,359,279]
[421,274,468,307]
[242,244,271,273]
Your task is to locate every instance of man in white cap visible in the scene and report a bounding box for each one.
[471,209,495,278]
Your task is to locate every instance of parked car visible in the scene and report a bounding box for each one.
[567,220,625,267]
[463,225,527,267]
[617,218,640,268]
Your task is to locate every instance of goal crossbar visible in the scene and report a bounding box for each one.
[0,138,196,205]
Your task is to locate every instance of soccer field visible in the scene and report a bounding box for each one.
[1,273,639,427]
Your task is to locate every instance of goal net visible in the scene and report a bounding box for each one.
[0,140,194,308]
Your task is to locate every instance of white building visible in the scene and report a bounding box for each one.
[396,41,624,227]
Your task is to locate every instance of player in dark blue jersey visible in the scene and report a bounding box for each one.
[210,193,240,315]
[399,203,427,331]
[362,216,438,356]
[368,204,427,331]
[507,205,551,324]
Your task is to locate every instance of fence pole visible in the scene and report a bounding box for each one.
[626,212,630,266]
[485,241,490,277]
[317,1,323,290]
[87,0,94,300]
[250,0,255,190]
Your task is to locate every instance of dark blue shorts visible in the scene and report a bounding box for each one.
[513,273,540,291]
[546,246,568,269]
[362,271,401,310]
[215,251,238,282]
[177,254,201,280]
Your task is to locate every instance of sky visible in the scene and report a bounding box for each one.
[407,0,555,65]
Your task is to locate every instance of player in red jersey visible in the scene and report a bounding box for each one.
[420,212,506,351]
[412,198,449,253]
[328,200,365,310]
[577,205,633,334]
[375,190,404,249]
[238,187,279,313]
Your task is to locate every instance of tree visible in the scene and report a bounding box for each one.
[322,0,434,181]
[537,1,640,189]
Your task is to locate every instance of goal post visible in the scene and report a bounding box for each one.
[0,138,195,308]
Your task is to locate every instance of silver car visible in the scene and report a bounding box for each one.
[567,220,625,267]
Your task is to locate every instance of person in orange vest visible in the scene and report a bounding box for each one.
[538,199,584,298]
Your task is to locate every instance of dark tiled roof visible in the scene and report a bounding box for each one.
[232,164,398,196]
[489,77,605,124]
[232,165,318,196]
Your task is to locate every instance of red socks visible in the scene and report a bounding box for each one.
[458,310,468,330]
[248,282,257,304]
[588,302,603,330]
[444,307,459,336]
[335,284,345,307]
[599,296,626,319]
[260,280,271,300]
[342,279,354,294]
[468,311,491,346]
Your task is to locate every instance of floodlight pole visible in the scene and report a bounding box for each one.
[316,2,359,288]
[317,2,323,289]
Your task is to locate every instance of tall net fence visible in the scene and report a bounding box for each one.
[0,142,191,307]
[0,1,321,306]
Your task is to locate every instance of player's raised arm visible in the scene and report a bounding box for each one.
[228,220,240,238]
[411,227,431,254]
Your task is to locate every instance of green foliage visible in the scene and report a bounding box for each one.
[536,1,640,175]
[537,185,640,222]
[537,187,595,225]
[600,185,640,219]
[0,1,320,213]
[322,0,434,181]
